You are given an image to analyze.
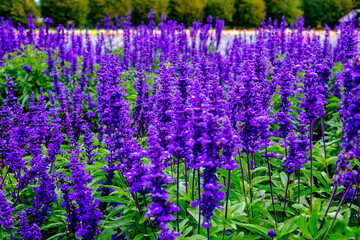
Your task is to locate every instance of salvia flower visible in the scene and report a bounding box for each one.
[19,211,42,240]
[217,116,238,171]
[191,113,225,228]
[215,17,224,50]
[273,54,295,140]
[142,125,180,239]
[68,150,103,238]
[281,131,307,173]
[103,14,110,31]
[44,17,53,24]
[0,190,14,229]
[82,123,97,164]
[268,229,276,239]
[22,64,31,73]
[31,158,56,226]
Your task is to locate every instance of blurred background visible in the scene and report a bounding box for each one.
[0,0,359,29]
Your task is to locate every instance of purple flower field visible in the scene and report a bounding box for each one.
[0,11,359,240]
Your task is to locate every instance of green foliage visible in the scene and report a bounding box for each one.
[88,0,133,27]
[88,0,169,27]
[1,0,357,29]
[233,0,266,28]
[1,45,359,239]
[73,0,90,27]
[0,0,40,26]
[0,46,52,106]
[264,0,303,24]
[0,46,99,108]
[131,0,170,26]
[40,0,90,27]
[204,0,236,25]
[303,0,355,28]
[0,0,12,20]
[168,0,207,27]
[40,0,75,25]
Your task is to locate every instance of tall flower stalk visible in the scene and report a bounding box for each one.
[142,125,180,240]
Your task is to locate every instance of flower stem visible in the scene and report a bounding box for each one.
[309,120,315,212]
[349,187,358,209]
[323,184,352,240]
[338,129,344,156]
[246,154,253,202]
[132,193,141,212]
[10,229,14,240]
[192,168,196,201]
[185,165,188,193]
[266,149,277,227]
[238,150,248,213]
[298,168,300,204]
[320,117,327,159]
[198,168,201,234]
[0,167,10,189]
[357,189,360,228]
[321,117,329,177]
[251,152,255,170]
[222,169,232,240]
[143,196,157,239]
[224,170,231,218]
[177,158,180,232]
[282,173,290,221]
[318,186,337,231]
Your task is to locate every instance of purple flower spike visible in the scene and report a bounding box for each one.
[142,124,180,239]
[43,17,53,24]
[0,190,14,229]
[268,229,276,239]
[22,65,31,73]
[202,221,210,228]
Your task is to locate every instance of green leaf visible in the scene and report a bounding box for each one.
[251,176,270,186]
[133,233,145,240]
[298,214,312,239]
[252,205,275,226]
[280,217,298,236]
[182,226,193,237]
[233,223,269,237]
[280,172,288,187]
[100,196,123,204]
[309,198,321,236]
[139,213,148,224]
[46,233,67,240]
[329,233,348,240]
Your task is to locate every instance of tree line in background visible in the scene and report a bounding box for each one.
[0,0,358,29]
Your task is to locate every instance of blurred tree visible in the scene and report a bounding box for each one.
[73,0,90,27]
[41,0,74,26]
[303,0,355,28]
[0,0,12,19]
[88,0,107,26]
[0,0,39,25]
[131,0,169,26]
[233,0,266,28]
[355,0,360,7]
[264,0,303,24]
[1,0,357,28]
[88,0,132,27]
[204,0,235,25]
[168,0,207,27]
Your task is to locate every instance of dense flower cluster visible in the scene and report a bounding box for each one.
[142,125,180,239]
[0,9,359,240]
[0,190,13,229]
